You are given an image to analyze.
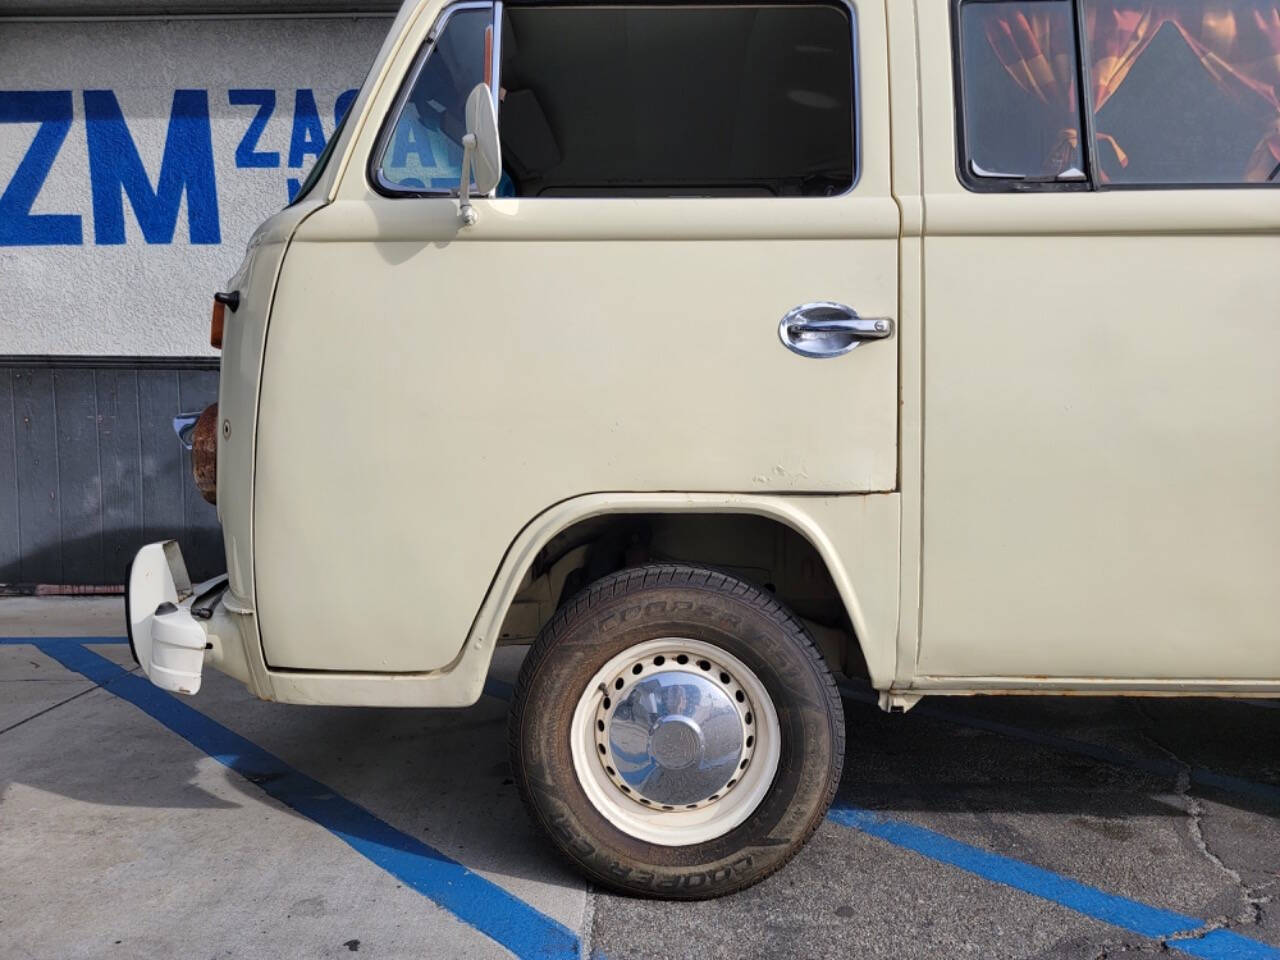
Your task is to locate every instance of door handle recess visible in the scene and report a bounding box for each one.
[779,302,894,358]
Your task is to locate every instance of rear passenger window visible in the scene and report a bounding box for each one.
[956,0,1087,183]
[497,3,856,197]
[1082,0,1280,185]
[956,0,1280,188]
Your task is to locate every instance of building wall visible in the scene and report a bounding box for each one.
[0,358,221,586]
[1,13,391,356]
[1,7,393,585]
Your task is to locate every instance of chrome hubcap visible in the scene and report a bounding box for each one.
[595,653,757,810]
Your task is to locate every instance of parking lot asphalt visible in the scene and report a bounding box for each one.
[2,597,1277,960]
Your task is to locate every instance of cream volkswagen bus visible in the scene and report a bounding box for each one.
[129,0,1280,897]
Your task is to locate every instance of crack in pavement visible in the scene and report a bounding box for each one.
[0,684,100,737]
[4,677,99,682]
[1134,705,1276,947]
[1089,940,1166,959]
[0,654,145,738]
[578,884,597,960]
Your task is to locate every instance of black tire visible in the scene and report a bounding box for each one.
[509,563,845,899]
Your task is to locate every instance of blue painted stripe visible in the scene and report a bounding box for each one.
[838,684,1280,806]
[3,638,525,704]
[18,633,1277,959]
[830,805,1280,960]
[35,642,580,960]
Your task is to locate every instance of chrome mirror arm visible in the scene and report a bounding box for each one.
[458,132,478,227]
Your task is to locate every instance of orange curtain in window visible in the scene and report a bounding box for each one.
[1086,1,1280,181]
[978,6,1083,174]
[982,1,1280,181]
[1083,2,1160,171]
[1162,4,1280,180]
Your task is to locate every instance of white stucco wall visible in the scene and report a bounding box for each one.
[0,15,391,356]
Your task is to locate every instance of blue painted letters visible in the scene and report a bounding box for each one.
[335,88,358,128]
[4,86,351,246]
[0,91,82,246]
[229,89,280,168]
[288,89,326,168]
[85,89,221,245]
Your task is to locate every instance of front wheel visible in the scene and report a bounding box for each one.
[509,564,845,899]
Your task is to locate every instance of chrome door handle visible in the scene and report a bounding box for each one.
[778,302,894,358]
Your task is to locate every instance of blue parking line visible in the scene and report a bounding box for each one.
[33,641,580,960]
[831,805,1280,959]
[14,635,1275,956]
[430,658,1278,950]
[3,638,517,706]
[444,662,1280,955]
[838,684,1280,807]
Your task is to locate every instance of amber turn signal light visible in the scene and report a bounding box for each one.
[210,299,225,349]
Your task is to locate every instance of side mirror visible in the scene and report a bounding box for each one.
[458,83,502,226]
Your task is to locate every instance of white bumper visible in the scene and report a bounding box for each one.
[127,541,224,695]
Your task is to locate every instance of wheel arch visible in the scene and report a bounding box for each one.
[467,492,901,690]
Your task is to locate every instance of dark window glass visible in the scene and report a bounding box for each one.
[377,7,491,193]
[496,4,856,198]
[1083,0,1280,185]
[957,0,1087,183]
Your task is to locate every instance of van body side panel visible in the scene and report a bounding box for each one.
[256,226,899,673]
[914,6,1280,682]
[251,0,902,674]
[248,492,899,705]
[921,216,1280,681]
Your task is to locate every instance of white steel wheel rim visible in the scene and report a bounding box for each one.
[569,637,782,847]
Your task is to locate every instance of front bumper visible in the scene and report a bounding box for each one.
[126,541,227,695]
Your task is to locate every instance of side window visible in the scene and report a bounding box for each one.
[495,3,856,197]
[955,0,1280,189]
[375,5,492,194]
[956,0,1086,183]
[1081,0,1280,185]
